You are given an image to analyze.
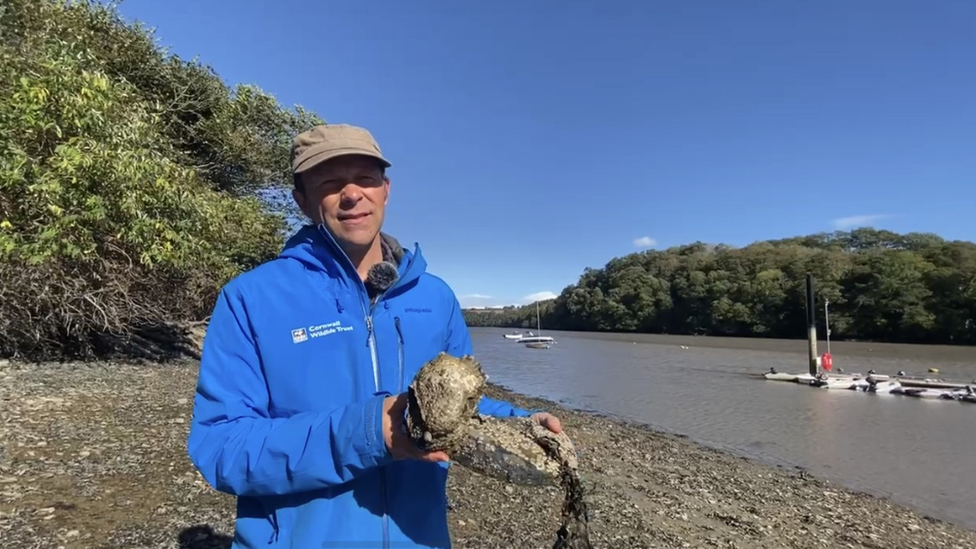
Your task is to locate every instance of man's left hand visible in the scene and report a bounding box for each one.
[530,412,562,434]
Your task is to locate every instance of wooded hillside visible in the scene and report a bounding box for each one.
[464,229,976,345]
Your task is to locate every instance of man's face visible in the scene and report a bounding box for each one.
[293,155,390,250]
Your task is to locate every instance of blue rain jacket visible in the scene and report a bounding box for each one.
[187,224,531,549]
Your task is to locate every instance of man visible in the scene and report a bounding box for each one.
[187,124,562,549]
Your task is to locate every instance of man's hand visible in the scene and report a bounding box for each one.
[382,394,450,463]
[530,411,562,434]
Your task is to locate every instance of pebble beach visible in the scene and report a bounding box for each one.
[1,360,974,549]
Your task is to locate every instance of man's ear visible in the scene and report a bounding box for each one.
[292,187,312,219]
[383,176,391,205]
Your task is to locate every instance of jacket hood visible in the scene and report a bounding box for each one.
[278,224,427,293]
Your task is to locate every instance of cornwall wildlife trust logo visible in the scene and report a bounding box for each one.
[291,320,354,344]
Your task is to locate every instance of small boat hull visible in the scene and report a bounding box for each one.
[865,381,902,394]
[816,378,870,390]
[764,372,890,385]
[893,387,968,400]
[519,336,555,344]
[763,372,817,384]
[896,378,972,390]
[763,372,796,381]
[764,372,801,381]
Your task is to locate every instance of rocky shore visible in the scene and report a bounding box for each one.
[1,359,974,549]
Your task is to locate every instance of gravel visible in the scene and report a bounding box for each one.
[1,359,974,549]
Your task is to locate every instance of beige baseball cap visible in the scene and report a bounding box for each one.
[290,123,392,174]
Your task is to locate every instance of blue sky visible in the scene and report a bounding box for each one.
[112,0,975,309]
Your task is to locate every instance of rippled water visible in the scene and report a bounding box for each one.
[470,327,976,530]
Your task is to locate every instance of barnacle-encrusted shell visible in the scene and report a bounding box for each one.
[405,352,580,488]
[406,352,486,452]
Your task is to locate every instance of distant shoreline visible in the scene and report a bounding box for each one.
[471,326,976,364]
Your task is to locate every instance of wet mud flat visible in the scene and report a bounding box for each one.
[1,360,975,549]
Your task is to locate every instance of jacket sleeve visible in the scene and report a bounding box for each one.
[187,286,393,497]
[444,294,534,418]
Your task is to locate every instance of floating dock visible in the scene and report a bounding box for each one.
[759,273,975,405]
[762,371,975,403]
[762,371,970,390]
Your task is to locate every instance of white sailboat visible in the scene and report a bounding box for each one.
[523,302,554,349]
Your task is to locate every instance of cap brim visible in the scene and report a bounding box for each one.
[294,146,392,174]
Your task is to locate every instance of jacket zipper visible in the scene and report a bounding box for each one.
[385,318,405,547]
[363,299,390,549]
[394,317,405,392]
[315,225,397,549]
[365,316,380,390]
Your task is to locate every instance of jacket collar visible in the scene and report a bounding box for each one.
[279,224,426,295]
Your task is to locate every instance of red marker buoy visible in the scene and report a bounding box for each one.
[821,352,833,372]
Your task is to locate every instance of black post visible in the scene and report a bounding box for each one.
[805,273,818,376]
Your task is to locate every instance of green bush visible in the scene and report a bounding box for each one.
[0,0,320,359]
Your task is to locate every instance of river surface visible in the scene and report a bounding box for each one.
[470,327,976,530]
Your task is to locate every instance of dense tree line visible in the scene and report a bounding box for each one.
[464,229,976,345]
[0,0,321,359]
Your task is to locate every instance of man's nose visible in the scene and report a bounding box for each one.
[339,183,363,204]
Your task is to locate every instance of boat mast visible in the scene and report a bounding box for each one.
[805,274,818,376]
[535,301,541,334]
[824,298,831,355]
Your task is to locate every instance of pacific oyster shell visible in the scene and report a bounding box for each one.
[405,352,577,486]
[405,352,593,547]
[406,352,486,453]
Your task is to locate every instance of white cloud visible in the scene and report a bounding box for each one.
[522,291,557,303]
[633,236,657,248]
[459,294,500,309]
[831,214,890,229]
[459,291,558,309]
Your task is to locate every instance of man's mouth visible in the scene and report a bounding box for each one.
[338,212,370,223]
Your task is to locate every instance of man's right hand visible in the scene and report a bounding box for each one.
[382,393,450,463]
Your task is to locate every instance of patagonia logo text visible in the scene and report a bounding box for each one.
[404,307,432,314]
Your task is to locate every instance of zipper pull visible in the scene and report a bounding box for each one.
[365,316,373,347]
